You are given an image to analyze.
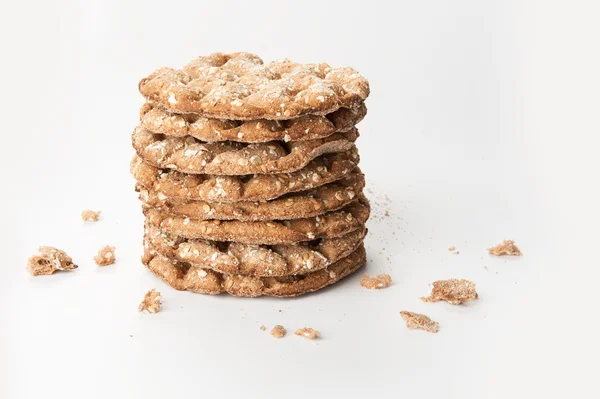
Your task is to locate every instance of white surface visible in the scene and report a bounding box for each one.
[2,1,599,398]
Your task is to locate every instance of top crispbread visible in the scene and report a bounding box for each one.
[138,52,370,120]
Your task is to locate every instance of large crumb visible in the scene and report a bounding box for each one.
[138,289,162,313]
[81,210,101,222]
[488,240,522,256]
[294,327,320,339]
[94,245,115,266]
[27,246,78,276]
[360,273,392,289]
[400,311,439,333]
[270,325,286,338]
[421,279,478,305]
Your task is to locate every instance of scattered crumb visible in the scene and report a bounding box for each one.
[27,246,78,276]
[270,325,286,338]
[488,240,522,256]
[384,210,390,217]
[421,279,478,305]
[294,327,320,339]
[94,245,116,266]
[484,266,489,271]
[138,289,162,313]
[400,311,439,333]
[448,245,459,254]
[360,273,392,289]
[259,325,266,331]
[81,209,101,222]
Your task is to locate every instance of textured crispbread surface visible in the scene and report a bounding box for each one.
[140,101,366,143]
[138,52,370,120]
[141,243,366,297]
[130,151,359,202]
[137,171,364,221]
[132,126,357,175]
[144,223,366,277]
[143,196,370,245]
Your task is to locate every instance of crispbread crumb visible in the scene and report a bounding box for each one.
[294,327,320,339]
[81,210,101,222]
[421,279,478,305]
[259,325,266,331]
[270,325,286,338]
[360,273,392,289]
[138,289,161,313]
[27,246,78,276]
[488,240,522,256]
[400,311,439,333]
[94,245,116,266]
[448,245,459,254]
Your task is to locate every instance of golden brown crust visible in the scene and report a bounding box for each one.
[294,328,320,339]
[270,325,286,338]
[141,244,366,297]
[421,279,478,305]
[81,210,101,222]
[143,196,370,245]
[94,245,116,266]
[144,223,366,277]
[140,101,366,143]
[138,289,162,313]
[130,151,359,203]
[360,273,392,289]
[137,171,364,221]
[400,311,439,333]
[138,52,370,120]
[488,240,522,256]
[132,126,357,176]
[27,247,78,276]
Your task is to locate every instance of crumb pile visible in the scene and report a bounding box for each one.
[131,52,371,297]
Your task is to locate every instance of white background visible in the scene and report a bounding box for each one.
[2,1,599,397]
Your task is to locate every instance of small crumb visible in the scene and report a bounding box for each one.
[484,266,489,271]
[138,289,161,313]
[259,325,266,331]
[448,245,459,254]
[421,279,478,305]
[26,246,78,276]
[270,325,286,338]
[94,245,115,266]
[400,311,439,333]
[295,327,320,339]
[384,210,390,217]
[81,209,101,222]
[360,273,392,289]
[488,240,522,256]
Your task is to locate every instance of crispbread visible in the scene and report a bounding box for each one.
[141,243,366,297]
[143,195,370,245]
[130,150,359,202]
[136,171,364,221]
[140,101,366,143]
[132,126,357,175]
[138,52,369,120]
[144,223,366,277]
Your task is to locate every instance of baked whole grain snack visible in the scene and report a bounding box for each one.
[144,223,366,277]
[421,279,478,305]
[400,311,439,333]
[136,171,364,221]
[143,195,370,245]
[140,101,366,143]
[26,246,78,276]
[132,126,357,175]
[488,240,522,256]
[141,243,366,297]
[138,52,370,120]
[130,150,359,202]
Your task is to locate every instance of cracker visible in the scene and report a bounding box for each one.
[143,196,370,245]
[421,279,478,305]
[400,311,439,333]
[140,101,366,143]
[360,273,392,289]
[130,150,359,203]
[26,246,78,276]
[137,171,364,221]
[81,210,101,222]
[145,223,366,277]
[488,240,522,256]
[138,289,162,313]
[141,244,366,297]
[94,245,115,266]
[132,125,357,175]
[138,52,369,120]
[294,328,320,339]
[270,325,286,338]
